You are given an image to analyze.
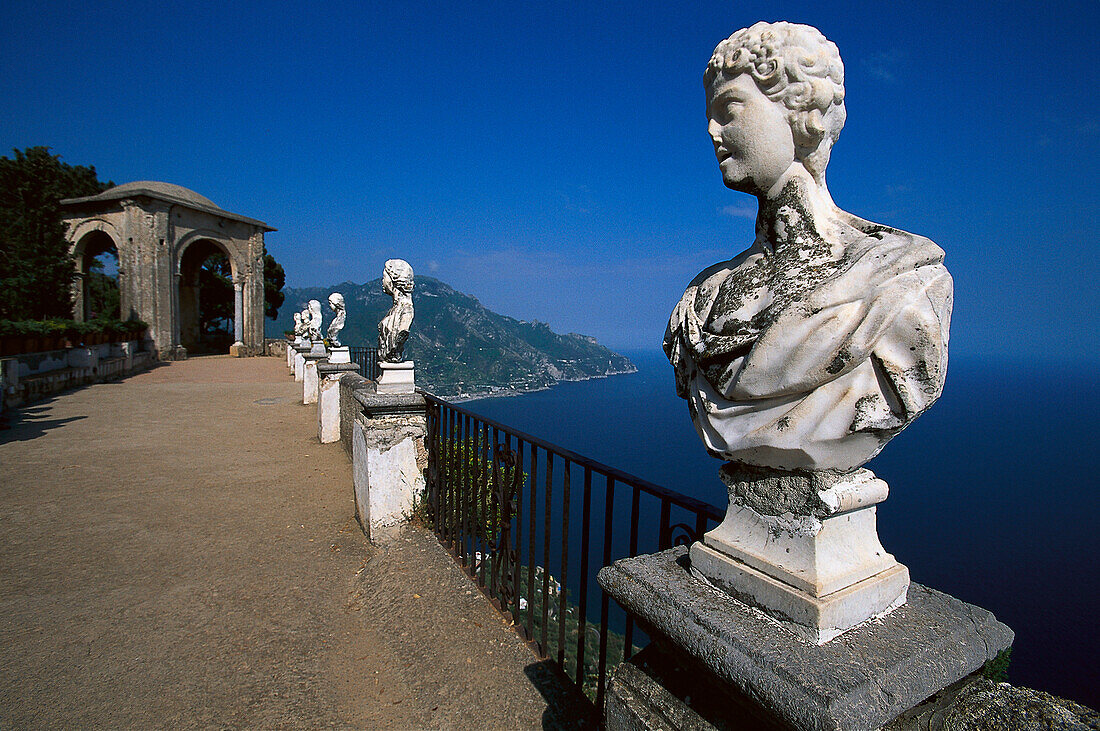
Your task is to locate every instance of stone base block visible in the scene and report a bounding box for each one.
[229,342,246,357]
[302,355,324,405]
[695,468,907,643]
[317,362,360,443]
[328,346,350,364]
[598,547,1014,731]
[690,542,908,644]
[351,402,427,541]
[377,360,415,393]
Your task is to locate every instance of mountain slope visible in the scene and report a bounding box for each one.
[267,276,636,398]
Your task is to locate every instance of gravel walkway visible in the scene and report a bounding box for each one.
[0,355,592,729]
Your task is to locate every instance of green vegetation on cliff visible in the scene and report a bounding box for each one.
[267,276,635,398]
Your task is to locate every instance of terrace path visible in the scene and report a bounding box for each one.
[0,355,589,729]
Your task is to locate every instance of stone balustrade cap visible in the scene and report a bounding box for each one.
[317,362,360,375]
[353,390,425,416]
[598,547,1014,731]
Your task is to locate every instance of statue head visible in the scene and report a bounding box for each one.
[382,259,414,296]
[293,312,301,327]
[308,299,322,318]
[705,22,845,191]
[328,292,345,312]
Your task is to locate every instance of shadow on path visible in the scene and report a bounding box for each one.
[0,397,87,444]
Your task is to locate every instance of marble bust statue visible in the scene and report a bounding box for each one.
[299,305,311,336]
[664,22,952,474]
[292,312,303,337]
[377,259,414,363]
[306,299,323,341]
[327,292,346,346]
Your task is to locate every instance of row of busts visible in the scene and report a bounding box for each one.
[291,294,345,347]
[289,258,415,367]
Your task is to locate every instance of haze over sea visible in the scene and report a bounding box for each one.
[466,349,1100,707]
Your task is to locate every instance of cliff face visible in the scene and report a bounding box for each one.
[267,276,635,399]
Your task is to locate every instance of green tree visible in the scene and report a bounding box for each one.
[263,246,285,319]
[86,250,121,320]
[0,147,109,319]
[198,251,233,348]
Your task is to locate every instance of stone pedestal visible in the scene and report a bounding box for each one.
[229,343,246,357]
[288,337,303,370]
[317,361,360,443]
[692,467,906,644]
[350,391,427,541]
[302,352,325,405]
[293,344,309,382]
[599,547,1013,731]
[309,339,326,356]
[376,361,415,394]
[328,346,351,364]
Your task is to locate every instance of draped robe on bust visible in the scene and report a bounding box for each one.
[664,215,952,472]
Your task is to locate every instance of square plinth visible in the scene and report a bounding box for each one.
[690,541,909,644]
[377,361,415,394]
[598,547,1013,731]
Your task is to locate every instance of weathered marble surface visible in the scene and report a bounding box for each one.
[327,292,346,346]
[692,467,908,643]
[377,361,415,394]
[297,306,311,337]
[306,299,323,341]
[664,21,952,473]
[292,312,303,337]
[350,392,427,541]
[317,361,359,443]
[377,259,414,363]
[302,352,325,405]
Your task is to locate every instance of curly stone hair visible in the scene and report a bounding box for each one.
[383,259,414,293]
[706,21,846,182]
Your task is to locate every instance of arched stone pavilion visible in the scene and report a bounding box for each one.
[60,181,275,360]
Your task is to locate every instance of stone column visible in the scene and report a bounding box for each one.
[302,351,325,404]
[287,337,298,370]
[293,342,310,382]
[230,280,245,357]
[350,390,427,542]
[72,271,85,322]
[233,281,244,345]
[317,360,360,443]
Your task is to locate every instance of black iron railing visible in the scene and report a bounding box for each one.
[349,346,381,380]
[422,394,723,713]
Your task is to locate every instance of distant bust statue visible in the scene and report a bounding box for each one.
[377,259,414,363]
[664,22,952,473]
[306,299,323,341]
[299,305,311,336]
[292,312,303,337]
[327,292,346,346]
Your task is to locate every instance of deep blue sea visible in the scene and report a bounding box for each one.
[465,349,1100,707]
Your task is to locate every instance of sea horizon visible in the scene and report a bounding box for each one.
[464,347,1100,708]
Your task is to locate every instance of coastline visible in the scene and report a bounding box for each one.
[431,363,639,403]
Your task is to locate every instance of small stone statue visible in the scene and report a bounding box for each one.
[327,292,346,346]
[377,259,414,363]
[298,305,311,336]
[665,21,952,474]
[292,312,303,337]
[306,299,323,341]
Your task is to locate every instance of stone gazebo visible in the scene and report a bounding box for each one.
[60,181,275,359]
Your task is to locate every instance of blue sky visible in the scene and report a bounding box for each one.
[2,0,1097,360]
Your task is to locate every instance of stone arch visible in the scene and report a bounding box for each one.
[68,219,125,322]
[176,235,240,355]
[59,181,274,359]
